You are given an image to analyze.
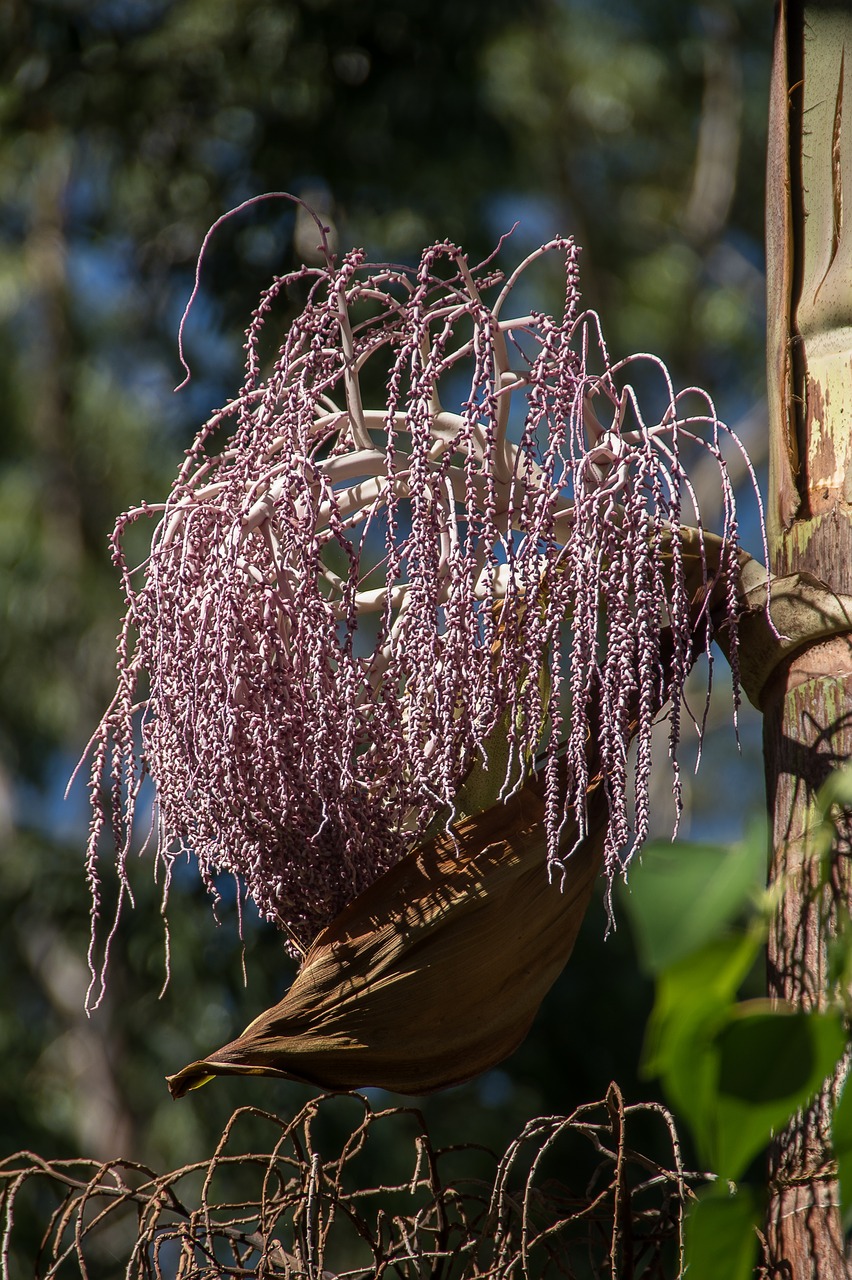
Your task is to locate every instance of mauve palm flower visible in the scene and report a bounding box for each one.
[82,204,752,1008]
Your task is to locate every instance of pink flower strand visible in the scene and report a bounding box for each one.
[82,230,750,1006]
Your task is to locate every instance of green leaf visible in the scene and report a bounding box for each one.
[715,1003,845,1181]
[683,1184,762,1280]
[643,933,761,1077]
[832,1076,852,1234]
[809,765,852,873]
[642,933,761,1163]
[622,827,766,973]
[818,762,852,810]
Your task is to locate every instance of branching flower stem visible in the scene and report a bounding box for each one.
[81,217,753,1006]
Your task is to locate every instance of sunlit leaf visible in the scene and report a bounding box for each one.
[683,1184,762,1280]
[715,1003,845,1180]
[642,933,760,1161]
[622,828,765,973]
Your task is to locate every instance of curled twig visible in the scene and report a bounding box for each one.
[0,1091,708,1279]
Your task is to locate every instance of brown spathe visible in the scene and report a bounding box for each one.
[167,766,607,1098]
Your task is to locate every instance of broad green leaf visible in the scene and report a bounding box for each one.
[820,763,852,809]
[715,1003,845,1181]
[622,828,766,973]
[809,765,852,874]
[683,1184,761,1280]
[642,933,761,1162]
[832,1076,852,1234]
[643,932,761,1077]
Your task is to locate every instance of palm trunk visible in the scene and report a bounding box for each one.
[764,2,852,1273]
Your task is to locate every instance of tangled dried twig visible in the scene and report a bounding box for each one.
[1,1088,708,1279]
[80,210,757,1006]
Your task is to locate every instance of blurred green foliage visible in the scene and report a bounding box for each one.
[624,807,852,1280]
[0,4,775,1271]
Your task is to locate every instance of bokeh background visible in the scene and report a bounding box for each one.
[1,0,771,1194]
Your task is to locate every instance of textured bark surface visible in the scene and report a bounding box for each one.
[764,1,852,1274]
[764,651,852,1276]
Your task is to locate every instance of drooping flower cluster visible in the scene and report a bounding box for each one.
[83,222,751,1004]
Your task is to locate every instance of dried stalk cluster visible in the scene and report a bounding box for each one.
[0,1089,703,1278]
